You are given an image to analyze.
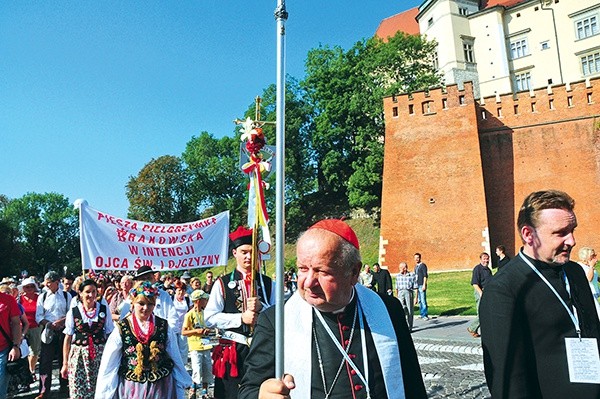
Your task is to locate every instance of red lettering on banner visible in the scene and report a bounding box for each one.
[95,256,129,268]
[141,245,195,257]
[128,245,139,255]
[96,212,138,230]
[139,218,216,235]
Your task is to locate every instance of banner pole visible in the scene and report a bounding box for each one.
[274,0,288,379]
[73,199,88,278]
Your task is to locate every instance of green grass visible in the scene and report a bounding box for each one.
[419,271,477,316]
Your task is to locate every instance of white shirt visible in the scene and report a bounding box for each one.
[35,289,71,324]
[63,302,115,336]
[172,296,190,334]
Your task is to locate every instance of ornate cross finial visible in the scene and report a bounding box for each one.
[234,96,276,129]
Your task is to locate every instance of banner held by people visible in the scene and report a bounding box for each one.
[76,200,230,271]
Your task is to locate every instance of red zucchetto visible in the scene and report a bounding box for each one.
[230,226,253,249]
[308,219,360,249]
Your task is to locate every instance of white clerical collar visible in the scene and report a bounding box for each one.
[329,289,356,314]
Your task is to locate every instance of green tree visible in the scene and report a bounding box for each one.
[126,155,196,223]
[182,132,247,228]
[0,192,79,277]
[303,32,441,213]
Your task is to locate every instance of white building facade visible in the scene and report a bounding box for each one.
[391,0,600,97]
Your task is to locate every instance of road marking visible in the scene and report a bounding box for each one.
[414,342,483,356]
[453,363,485,371]
[418,356,450,365]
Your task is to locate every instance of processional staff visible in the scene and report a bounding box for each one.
[235,97,275,299]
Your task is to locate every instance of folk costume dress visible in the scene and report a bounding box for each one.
[94,315,192,399]
[204,269,273,399]
[63,302,114,399]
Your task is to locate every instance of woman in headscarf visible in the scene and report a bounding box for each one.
[61,279,114,399]
[95,281,192,399]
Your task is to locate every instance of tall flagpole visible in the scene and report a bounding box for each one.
[274,0,288,379]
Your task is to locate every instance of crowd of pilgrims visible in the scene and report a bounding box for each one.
[0,268,224,399]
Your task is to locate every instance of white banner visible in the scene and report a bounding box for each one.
[78,202,230,272]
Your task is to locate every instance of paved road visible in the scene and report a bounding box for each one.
[10,316,489,399]
[412,315,490,399]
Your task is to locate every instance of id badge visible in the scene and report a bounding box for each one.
[565,337,600,384]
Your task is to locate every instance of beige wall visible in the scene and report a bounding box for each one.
[418,0,600,97]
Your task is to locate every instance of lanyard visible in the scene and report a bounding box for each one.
[518,251,581,338]
[314,299,371,398]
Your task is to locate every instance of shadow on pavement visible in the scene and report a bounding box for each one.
[413,319,469,333]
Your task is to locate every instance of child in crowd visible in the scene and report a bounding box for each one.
[181,289,213,399]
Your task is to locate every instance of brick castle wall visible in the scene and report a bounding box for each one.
[381,78,600,272]
[381,83,490,273]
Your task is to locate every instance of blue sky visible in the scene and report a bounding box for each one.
[0,1,421,218]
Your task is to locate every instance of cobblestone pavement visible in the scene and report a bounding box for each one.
[413,316,490,399]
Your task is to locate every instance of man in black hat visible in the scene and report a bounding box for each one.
[205,226,274,399]
[118,265,177,329]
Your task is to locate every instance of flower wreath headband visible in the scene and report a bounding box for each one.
[129,281,159,299]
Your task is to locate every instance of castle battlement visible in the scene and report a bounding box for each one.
[384,77,600,132]
[383,82,477,122]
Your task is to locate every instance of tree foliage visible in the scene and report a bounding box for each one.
[126,155,196,223]
[182,132,247,228]
[0,192,79,277]
[303,32,441,213]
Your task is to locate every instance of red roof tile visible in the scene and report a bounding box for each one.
[375,7,420,39]
[481,0,528,8]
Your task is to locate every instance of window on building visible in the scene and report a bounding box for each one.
[422,101,434,114]
[588,93,593,104]
[514,71,532,92]
[510,38,529,59]
[459,7,469,16]
[514,104,519,114]
[567,96,573,107]
[581,51,600,76]
[428,17,433,27]
[408,104,415,115]
[432,49,439,70]
[459,95,466,105]
[549,99,555,109]
[392,107,398,117]
[576,15,599,40]
[442,98,448,109]
[541,41,550,50]
[463,40,475,63]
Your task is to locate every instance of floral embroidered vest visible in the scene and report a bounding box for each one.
[221,271,272,336]
[118,316,174,383]
[72,304,108,346]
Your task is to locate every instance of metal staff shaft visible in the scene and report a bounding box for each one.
[274,0,288,379]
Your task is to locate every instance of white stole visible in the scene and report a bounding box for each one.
[284,284,406,399]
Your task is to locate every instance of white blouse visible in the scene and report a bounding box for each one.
[94,317,192,399]
[63,302,115,337]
